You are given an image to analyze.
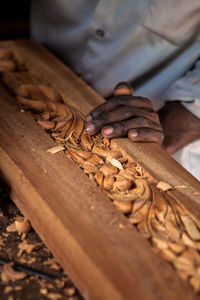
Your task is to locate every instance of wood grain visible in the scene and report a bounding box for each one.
[0,39,199,300]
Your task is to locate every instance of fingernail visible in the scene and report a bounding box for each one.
[85,115,92,122]
[102,127,113,136]
[85,123,95,133]
[129,130,138,138]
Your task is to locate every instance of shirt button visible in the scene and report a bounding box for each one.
[95,28,105,38]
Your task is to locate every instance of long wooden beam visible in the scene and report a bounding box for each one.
[0,40,199,300]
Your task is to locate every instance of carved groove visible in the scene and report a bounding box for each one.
[1,47,200,293]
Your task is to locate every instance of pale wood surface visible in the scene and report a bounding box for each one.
[0,39,199,300]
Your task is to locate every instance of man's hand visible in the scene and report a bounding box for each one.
[159,101,200,155]
[85,82,164,145]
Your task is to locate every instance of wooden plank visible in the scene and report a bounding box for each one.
[0,39,200,299]
[0,85,194,300]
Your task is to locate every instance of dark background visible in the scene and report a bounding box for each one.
[0,1,30,40]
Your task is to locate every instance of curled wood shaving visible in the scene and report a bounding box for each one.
[2,263,27,282]
[15,216,31,234]
[7,216,31,234]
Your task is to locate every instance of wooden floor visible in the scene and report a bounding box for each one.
[0,40,200,300]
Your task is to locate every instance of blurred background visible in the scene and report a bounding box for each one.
[0,1,30,40]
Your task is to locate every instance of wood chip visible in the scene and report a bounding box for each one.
[4,286,13,294]
[2,263,27,281]
[106,155,123,170]
[47,145,65,154]
[47,293,62,300]
[14,286,22,291]
[156,181,173,192]
[6,222,16,232]
[3,233,9,237]
[64,287,76,296]
[40,288,48,295]
[17,239,39,257]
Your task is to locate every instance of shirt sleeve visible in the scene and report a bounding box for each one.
[164,60,200,119]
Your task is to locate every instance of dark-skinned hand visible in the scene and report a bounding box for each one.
[85,82,164,145]
[159,101,200,155]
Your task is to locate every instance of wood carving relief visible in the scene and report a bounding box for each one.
[1,47,200,292]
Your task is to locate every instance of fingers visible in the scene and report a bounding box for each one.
[128,128,164,145]
[101,117,162,138]
[85,81,151,123]
[85,81,163,145]
[86,105,159,135]
[85,96,153,123]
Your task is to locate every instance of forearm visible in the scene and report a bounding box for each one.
[158,101,200,155]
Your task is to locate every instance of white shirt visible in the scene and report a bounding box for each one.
[31,0,200,114]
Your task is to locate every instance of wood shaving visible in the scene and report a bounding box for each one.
[40,288,48,295]
[6,222,16,233]
[4,286,13,294]
[47,145,65,154]
[2,262,27,282]
[2,233,9,237]
[156,181,173,192]
[15,216,31,234]
[106,155,123,170]
[17,239,39,257]
[47,293,62,300]
[64,287,76,296]
[14,286,22,291]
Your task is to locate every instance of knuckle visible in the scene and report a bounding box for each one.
[119,121,128,135]
[99,114,110,126]
[137,117,151,127]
